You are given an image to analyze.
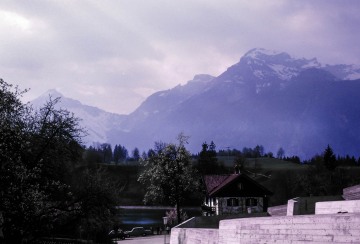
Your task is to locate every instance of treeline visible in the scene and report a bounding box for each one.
[84,143,142,164]
[218,145,268,158]
[85,140,360,168]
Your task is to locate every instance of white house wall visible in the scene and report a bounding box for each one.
[217,197,263,215]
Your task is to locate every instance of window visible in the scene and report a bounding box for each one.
[227,198,239,207]
[246,198,258,207]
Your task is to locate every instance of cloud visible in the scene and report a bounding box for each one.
[0,0,359,114]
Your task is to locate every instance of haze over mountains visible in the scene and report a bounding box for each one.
[32,48,360,159]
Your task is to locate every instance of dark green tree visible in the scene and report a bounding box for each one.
[113,145,128,164]
[0,79,120,243]
[197,141,218,174]
[138,133,200,223]
[209,141,216,152]
[132,147,140,161]
[233,154,246,173]
[75,168,120,242]
[324,144,337,171]
[101,143,112,164]
[277,147,285,159]
[84,146,103,167]
[113,145,122,163]
[0,81,84,242]
[254,145,264,157]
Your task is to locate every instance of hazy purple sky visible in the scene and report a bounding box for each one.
[1,0,359,114]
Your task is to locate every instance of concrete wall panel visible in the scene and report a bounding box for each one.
[171,213,360,243]
[170,228,218,244]
[315,199,360,214]
[218,214,360,243]
[267,204,287,216]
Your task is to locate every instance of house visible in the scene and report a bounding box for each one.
[202,172,272,215]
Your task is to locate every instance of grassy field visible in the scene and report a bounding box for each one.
[217,155,305,170]
[245,157,305,170]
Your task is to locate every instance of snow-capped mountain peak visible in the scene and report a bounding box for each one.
[237,48,325,84]
[241,48,360,82]
[244,48,289,60]
[323,64,360,80]
[31,89,126,146]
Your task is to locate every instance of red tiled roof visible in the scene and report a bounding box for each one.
[208,174,241,196]
[203,175,229,193]
[203,173,273,197]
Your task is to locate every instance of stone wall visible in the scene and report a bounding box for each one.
[218,213,360,243]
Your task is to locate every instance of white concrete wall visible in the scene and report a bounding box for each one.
[287,198,300,216]
[171,202,360,243]
[218,213,360,243]
[171,213,360,243]
[316,199,360,214]
[343,184,360,200]
[170,228,218,244]
[267,204,287,216]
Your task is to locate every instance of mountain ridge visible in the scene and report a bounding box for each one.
[32,48,360,159]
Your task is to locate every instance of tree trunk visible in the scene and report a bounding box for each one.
[176,201,181,224]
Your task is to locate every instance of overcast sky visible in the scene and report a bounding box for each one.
[1,0,360,114]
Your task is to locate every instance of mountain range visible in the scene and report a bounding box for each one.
[32,48,360,159]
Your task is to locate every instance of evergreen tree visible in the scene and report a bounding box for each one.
[198,141,218,174]
[113,145,120,163]
[120,145,128,162]
[113,144,128,164]
[132,147,140,161]
[254,145,264,157]
[100,143,112,163]
[85,145,103,166]
[324,144,337,171]
[277,147,285,159]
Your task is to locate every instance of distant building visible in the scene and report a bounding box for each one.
[202,172,273,215]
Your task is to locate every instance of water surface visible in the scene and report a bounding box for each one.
[117,206,201,231]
